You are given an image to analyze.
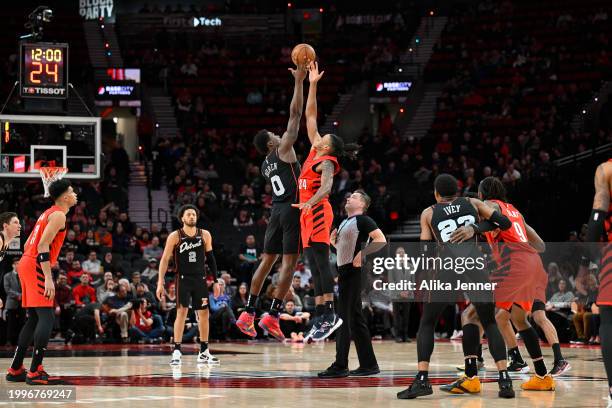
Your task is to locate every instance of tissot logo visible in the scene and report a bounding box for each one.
[23,87,66,96]
[179,240,202,253]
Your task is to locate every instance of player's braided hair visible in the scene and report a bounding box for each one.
[478,176,507,201]
[329,134,360,160]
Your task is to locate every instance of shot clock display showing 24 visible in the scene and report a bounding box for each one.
[19,42,69,99]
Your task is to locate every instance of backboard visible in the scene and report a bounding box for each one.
[0,114,101,179]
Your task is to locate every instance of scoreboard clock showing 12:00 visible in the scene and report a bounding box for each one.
[20,42,69,99]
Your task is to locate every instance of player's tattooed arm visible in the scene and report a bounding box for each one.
[305,61,325,146]
[292,160,334,213]
[279,65,307,161]
[307,160,334,207]
[156,231,178,301]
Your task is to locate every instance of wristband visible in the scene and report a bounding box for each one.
[37,252,50,263]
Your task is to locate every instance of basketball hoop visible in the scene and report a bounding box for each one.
[39,167,68,197]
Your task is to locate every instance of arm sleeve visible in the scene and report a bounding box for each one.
[357,216,378,234]
[205,250,218,277]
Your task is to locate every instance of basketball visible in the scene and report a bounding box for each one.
[291,43,316,67]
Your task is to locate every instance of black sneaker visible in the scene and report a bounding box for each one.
[349,366,380,376]
[549,359,571,377]
[397,377,433,399]
[498,377,515,398]
[507,359,530,373]
[318,364,349,378]
[310,314,343,342]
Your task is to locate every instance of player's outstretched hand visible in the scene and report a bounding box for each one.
[449,225,475,243]
[289,64,307,81]
[44,277,55,301]
[308,61,324,83]
[292,202,312,214]
[156,284,165,301]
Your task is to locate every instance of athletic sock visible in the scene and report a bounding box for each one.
[269,298,283,317]
[11,346,27,370]
[315,304,325,317]
[518,327,547,376]
[246,294,258,314]
[498,370,510,381]
[30,347,46,373]
[324,301,334,317]
[416,370,428,381]
[508,346,524,364]
[199,341,208,353]
[552,343,563,363]
[465,357,478,377]
[534,359,547,377]
[174,342,181,352]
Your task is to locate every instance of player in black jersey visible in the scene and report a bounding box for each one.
[156,205,219,366]
[0,213,20,314]
[0,212,20,264]
[398,174,515,400]
[236,64,307,340]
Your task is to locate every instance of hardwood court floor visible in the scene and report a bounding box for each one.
[0,340,608,407]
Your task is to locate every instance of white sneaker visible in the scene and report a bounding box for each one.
[170,349,182,366]
[171,365,182,380]
[450,330,463,340]
[197,349,220,365]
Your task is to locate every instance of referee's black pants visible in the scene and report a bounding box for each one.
[335,265,378,370]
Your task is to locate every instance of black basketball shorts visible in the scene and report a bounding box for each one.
[176,273,209,310]
[263,202,301,255]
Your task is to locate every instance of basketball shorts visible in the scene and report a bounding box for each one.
[300,201,333,248]
[176,274,209,310]
[493,249,547,311]
[18,256,53,308]
[263,202,301,254]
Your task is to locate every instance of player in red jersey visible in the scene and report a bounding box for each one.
[585,159,612,405]
[6,180,77,385]
[450,177,555,391]
[293,61,359,342]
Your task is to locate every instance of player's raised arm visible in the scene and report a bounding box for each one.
[278,65,307,160]
[305,61,325,146]
[156,231,179,301]
[586,162,610,242]
[37,211,66,301]
[202,229,218,278]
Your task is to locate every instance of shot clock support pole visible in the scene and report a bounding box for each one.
[68,83,95,117]
[0,81,19,115]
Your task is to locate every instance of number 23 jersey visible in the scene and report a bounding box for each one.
[261,148,301,204]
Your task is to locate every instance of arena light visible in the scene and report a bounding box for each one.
[287,2,292,7]
[399,108,405,113]
[333,121,339,126]
[389,211,399,221]
[319,7,324,13]
[398,68,403,72]
[582,109,587,114]
[429,10,435,16]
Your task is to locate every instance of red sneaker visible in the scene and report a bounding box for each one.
[236,311,257,338]
[6,365,26,382]
[258,314,285,341]
[26,365,64,385]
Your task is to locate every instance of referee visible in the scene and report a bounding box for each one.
[318,190,386,378]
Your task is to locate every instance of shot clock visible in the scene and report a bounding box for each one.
[19,42,69,99]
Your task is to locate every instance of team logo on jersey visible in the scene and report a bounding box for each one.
[179,239,202,253]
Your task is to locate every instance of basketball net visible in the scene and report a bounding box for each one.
[39,167,68,197]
